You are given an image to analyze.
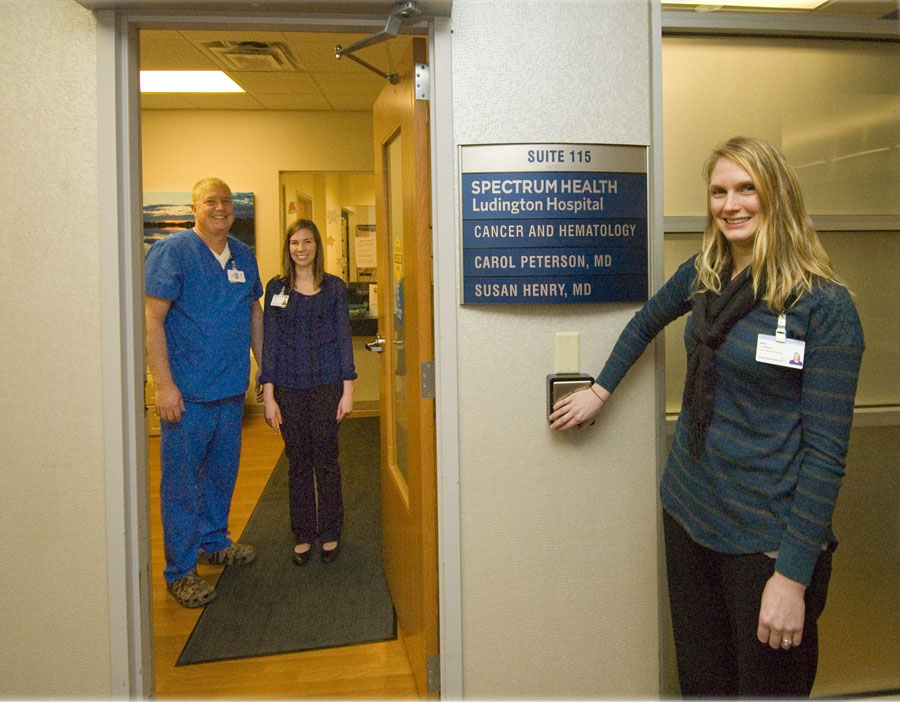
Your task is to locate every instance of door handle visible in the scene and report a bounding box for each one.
[366,333,386,353]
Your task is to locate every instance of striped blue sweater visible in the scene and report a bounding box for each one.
[597,256,864,585]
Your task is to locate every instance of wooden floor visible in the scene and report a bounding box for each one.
[149,414,419,699]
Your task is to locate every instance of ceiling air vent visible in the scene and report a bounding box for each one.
[202,41,299,72]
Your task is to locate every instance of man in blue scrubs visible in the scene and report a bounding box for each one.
[145,177,264,608]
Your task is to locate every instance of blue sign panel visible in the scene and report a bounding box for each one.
[463,247,647,277]
[464,276,647,304]
[463,218,647,248]
[462,172,647,220]
[460,144,648,305]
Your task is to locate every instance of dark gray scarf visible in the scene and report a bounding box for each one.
[683,266,759,459]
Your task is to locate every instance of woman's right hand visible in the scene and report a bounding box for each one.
[263,397,282,431]
[549,383,609,431]
[261,383,282,431]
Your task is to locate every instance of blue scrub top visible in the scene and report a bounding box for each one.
[145,229,263,402]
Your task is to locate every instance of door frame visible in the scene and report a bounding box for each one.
[95,9,461,698]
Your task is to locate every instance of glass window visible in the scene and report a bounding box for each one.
[663,37,900,216]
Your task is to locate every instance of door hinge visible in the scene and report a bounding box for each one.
[420,361,435,399]
[415,62,430,101]
[427,655,441,693]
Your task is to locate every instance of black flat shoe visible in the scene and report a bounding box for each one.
[292,546,312,567]
[320,542,340,563]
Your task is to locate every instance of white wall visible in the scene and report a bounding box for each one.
[451,1,660,696]
[0,0,112,696]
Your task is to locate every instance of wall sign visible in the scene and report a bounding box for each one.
[460,143,648,304]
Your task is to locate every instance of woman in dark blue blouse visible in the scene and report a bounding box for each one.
[260,219,357,565]
[550,137,863,697]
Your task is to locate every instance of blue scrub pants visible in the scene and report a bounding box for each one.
[160,396,244,584]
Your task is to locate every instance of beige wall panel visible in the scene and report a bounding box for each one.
[816,425,900,695]
[0,0,112,697]
[819,231,900,406]
[665,231,900,409]
[451,0,659,696]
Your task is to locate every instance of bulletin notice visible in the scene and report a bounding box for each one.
[460,143,649,305]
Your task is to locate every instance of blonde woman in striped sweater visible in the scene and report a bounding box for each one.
[551,136,864,697]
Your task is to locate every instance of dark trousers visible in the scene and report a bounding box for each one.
[663,510,833,698]
[275,382,344,543]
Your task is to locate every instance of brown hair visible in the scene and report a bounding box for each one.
[280,218,325,289]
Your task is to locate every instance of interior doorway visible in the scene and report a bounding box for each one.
[137,21,436,698]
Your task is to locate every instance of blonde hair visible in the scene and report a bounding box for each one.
[695,136,842,312]
[191,177,232,203]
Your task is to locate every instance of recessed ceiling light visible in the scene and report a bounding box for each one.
[139,71,244,93]
[663,0,827,9]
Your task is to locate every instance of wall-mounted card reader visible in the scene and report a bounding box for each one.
[547,373,595,420]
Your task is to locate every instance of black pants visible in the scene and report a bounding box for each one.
[275,382,344,544]
[663,511,833,698]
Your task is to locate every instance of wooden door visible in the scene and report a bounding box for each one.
[372,37,438,698]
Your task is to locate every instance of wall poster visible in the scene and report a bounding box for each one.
[143,191,256,256]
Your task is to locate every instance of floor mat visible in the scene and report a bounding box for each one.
[176,416,395,665]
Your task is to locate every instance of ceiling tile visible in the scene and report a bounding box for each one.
[254,94,334,110]
[290,39,370,73]
[327,94,381,111]
[230,72,320,93]
[184,30,290,45]
[140,38,218,70]
[140,29,185,42]
[140,94,201,109]
[139,28,421,111]
[311,71,385,96]
[177,94,266,110]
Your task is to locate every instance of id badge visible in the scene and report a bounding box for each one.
[756,335,806,369]
[270,293,289,308]
[227,268,246,283]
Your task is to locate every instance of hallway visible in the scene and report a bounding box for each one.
[149,414,418,699]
